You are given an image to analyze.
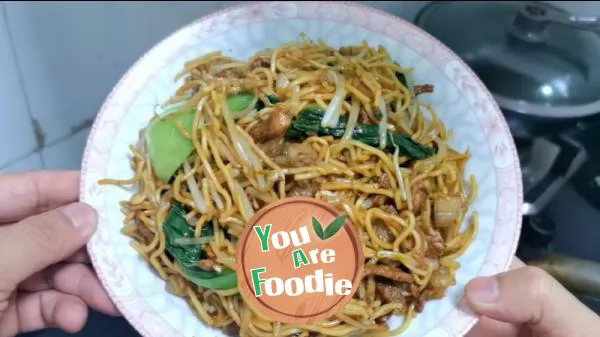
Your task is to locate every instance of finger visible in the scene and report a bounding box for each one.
[19,271,49,292]
[16,290,88,334]
[0,203,97,288]
[465,316,519,337]
[19,250,91,292]
[49,263,119,316]
[465,266,600,336]
[0,171,80,222]
[67,248,90,264]
[19,264,119,316]
[510,256,526,269]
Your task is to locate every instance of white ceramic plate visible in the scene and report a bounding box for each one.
[80,2,523,337]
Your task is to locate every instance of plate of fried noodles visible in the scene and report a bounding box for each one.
[81,2,523,337]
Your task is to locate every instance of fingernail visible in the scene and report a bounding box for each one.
[60,203,97,235]
[469,276,500,303]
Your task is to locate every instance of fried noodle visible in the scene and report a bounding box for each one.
[100,35,478,337]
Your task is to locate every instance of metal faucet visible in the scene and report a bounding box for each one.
[511,2,600,43]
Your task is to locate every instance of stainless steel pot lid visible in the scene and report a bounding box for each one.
[415,1,600,119]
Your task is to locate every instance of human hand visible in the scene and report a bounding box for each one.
[0,171,119,337]
[465,257,600,337]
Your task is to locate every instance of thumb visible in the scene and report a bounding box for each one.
[465,265,600,336]
[0,203,97,288]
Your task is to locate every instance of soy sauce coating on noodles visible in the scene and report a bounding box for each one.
[100,35,479,337]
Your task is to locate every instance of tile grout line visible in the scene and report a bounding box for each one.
[0,151,38,170]
[1,3,46,169]
[0,126,92,170]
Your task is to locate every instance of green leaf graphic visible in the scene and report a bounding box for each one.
[312,216,325,240]
[323,214,347,240]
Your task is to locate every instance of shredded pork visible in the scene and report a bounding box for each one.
[364,265,413,283]
[376,283,407,305]
[251,55,271,69]
[424,227,445,259]
[249,109,292,143]
[414,84,434,96]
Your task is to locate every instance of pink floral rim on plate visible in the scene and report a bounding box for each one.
[80,2,523,337]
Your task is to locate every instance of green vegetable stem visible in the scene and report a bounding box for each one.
[146,107,196,183]
[147,93,279,183]
[226,92,256,118]
[227,92,279,117]
[285,107,436,160]
[162,203,237,290]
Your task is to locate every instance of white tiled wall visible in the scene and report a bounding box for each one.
[0,1,427,173]
[0,6,38,168]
